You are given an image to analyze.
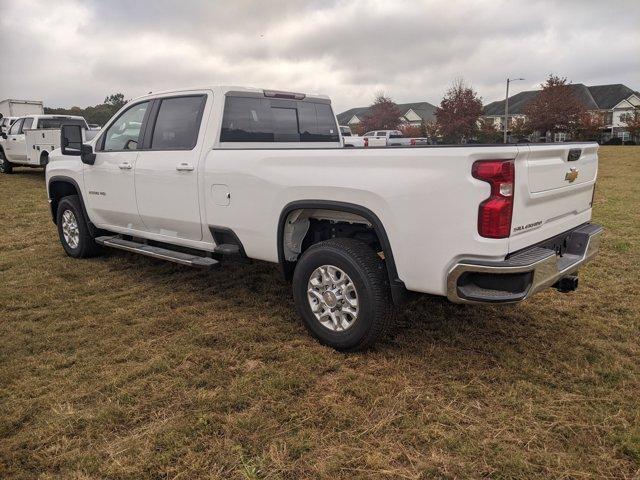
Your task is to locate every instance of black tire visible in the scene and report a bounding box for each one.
[56,195,101,258]
[0,149,13,174]
[292,238,393,351]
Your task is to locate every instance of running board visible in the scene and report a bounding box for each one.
[95,235,219,268]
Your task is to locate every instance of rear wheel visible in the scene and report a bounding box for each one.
[0,150,13,174]
[292,238,393,351]
[56,195,101,258]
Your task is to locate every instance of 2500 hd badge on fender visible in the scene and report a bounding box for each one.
[46,86,603,350]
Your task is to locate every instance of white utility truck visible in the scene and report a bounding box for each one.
[0,115,96,173]
[45,86,602,350]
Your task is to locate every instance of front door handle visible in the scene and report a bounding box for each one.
[118,162,132,170]
[176,163,194,172]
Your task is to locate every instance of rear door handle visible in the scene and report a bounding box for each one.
[118,162,132,170]
[176,163,194,171]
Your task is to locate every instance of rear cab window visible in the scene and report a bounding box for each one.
[220,94,339,144]
[38,118,87,129]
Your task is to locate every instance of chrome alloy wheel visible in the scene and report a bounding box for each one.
[61,210,80,249]
[307,265,359,331]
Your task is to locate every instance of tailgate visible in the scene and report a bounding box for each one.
[509,143,598,253]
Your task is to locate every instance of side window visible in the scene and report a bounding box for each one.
[150,95,206,150]
[363,132,373,137]
[21,118,33,131]
[220,97,274,142]
[9,119,23,135]
[102,102,149,151]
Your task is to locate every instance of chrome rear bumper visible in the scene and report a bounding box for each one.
[447,223,603,304]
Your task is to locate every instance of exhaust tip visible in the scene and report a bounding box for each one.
[554,275,579,293]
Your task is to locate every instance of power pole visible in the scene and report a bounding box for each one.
[504,77,524,143]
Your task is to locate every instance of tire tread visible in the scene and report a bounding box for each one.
[295,238,394,351]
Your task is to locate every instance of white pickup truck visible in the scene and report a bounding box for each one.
[0,115,96,173]
[45,86,602,350]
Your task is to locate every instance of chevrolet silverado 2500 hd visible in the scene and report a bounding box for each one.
[45,86,602,350]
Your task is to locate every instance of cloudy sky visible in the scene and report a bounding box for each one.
[1,0,639,113]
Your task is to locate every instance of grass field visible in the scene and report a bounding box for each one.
[1,146,639,479]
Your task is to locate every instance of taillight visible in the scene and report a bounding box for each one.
[472,160,515,239]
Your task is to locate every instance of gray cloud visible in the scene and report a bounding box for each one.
[1,0,638,113]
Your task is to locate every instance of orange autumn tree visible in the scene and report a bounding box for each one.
[435,79,483,143]
[523,75,585,139]
[360,93,402,132]
[620,106,640,142]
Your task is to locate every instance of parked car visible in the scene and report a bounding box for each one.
[340,125,366,147]
[362,129,411,146]
[46,85,602,351]
[0,115,96,173]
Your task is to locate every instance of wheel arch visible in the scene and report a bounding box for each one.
[277,200,407,304]
[47,176,94,234]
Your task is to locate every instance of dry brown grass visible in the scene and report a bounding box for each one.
[0,146,639,479]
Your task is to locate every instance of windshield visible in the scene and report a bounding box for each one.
[38,118,87,129]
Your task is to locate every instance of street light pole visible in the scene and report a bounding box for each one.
[504,77,524,144]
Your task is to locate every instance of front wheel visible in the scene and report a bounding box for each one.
[292,238,393,351]
[56,195,101,258]
[0,150,13,174]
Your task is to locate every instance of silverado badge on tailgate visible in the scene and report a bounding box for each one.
[565,168,579,183]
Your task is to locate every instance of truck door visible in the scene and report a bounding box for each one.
[134,94,208,242]
[83,101,150,230]
[4,118,24,162]
[17,117,34,162]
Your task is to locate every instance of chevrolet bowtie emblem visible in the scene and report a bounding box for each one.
[565,168,579,183]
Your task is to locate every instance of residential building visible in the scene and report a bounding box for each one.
[337,102,437,129]
[483,83,640,142]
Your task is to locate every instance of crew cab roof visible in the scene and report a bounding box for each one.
[127,86,332,104]
[20,115,87,121]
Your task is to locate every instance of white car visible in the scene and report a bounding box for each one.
[364,129,418,146]
[0,115,95,173]
[340,126,366,147]
[45,85,602,350]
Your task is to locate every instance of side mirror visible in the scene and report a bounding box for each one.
[80,144,96,165]
[60,124,96,165]
[60,124,83,156]
[0,132,6,140]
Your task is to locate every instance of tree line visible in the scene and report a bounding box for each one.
[44,93,127,126]
[353,75,640,144]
